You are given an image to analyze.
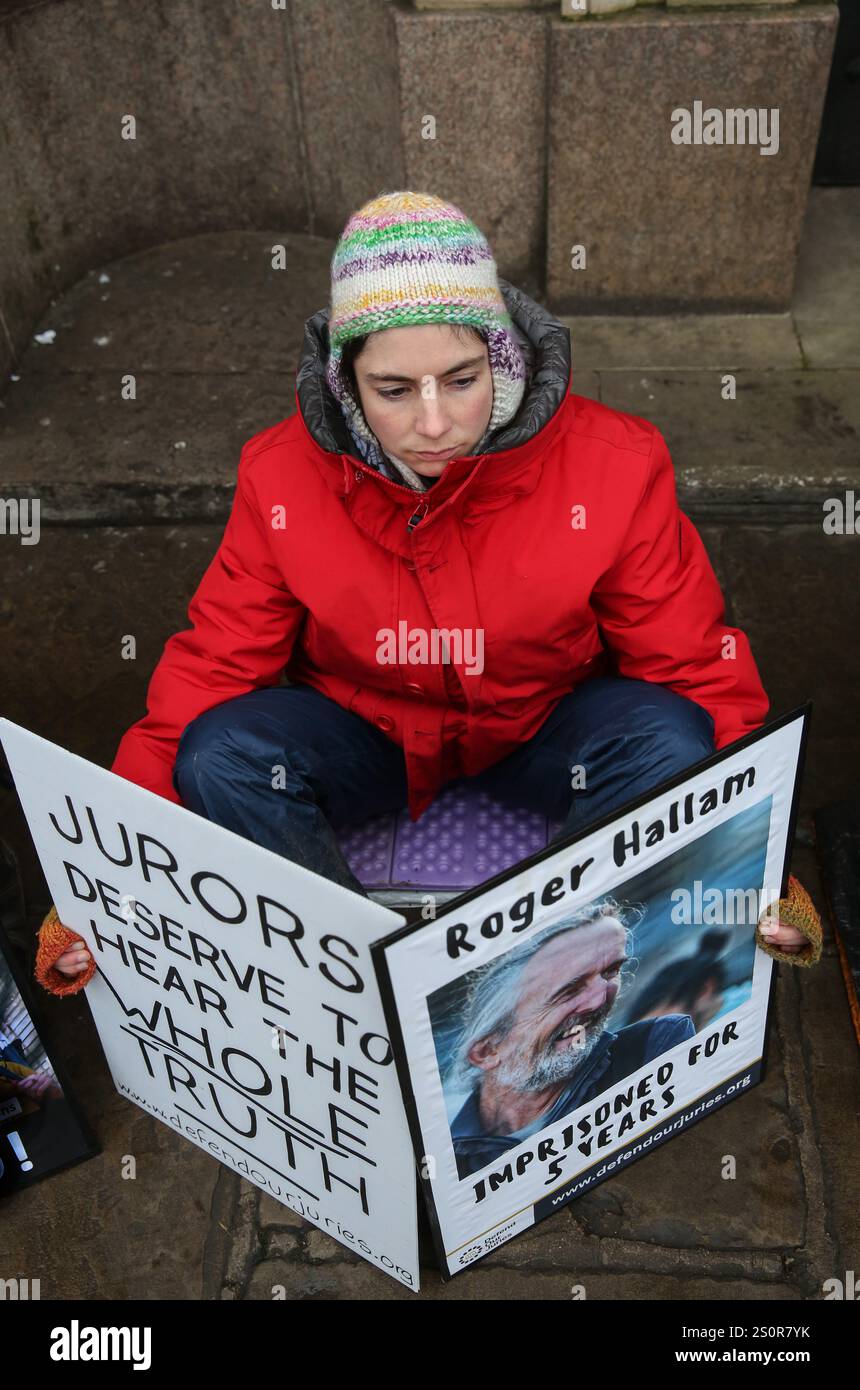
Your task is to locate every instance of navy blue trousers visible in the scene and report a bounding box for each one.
[172,677,716,898]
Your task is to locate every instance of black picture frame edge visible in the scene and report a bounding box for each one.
[0,916,101,1194]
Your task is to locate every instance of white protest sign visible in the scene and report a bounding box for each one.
[373,710,807,1278]
[0,719,419,1289]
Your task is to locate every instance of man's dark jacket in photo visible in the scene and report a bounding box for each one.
[451,1014,696,1180]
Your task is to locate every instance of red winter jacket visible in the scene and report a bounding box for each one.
[111,282,769,822]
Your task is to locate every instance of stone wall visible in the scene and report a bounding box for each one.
[0,0,838,380]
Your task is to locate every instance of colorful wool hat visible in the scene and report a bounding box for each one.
[325,191,529,463]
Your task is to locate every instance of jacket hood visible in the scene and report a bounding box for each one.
[295,278,572,463]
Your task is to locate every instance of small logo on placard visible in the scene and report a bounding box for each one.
[458,1245,484,1266]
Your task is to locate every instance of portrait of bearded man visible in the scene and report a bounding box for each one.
[447,901,695,1180]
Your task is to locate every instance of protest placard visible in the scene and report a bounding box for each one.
[0,718,419,1289]
[372,709,808,1278]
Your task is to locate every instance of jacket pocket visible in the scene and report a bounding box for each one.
[568,626,604,669]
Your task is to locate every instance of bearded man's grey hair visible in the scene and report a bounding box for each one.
[445,896,643,1097]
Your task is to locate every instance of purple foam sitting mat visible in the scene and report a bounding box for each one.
[338,784,566,893]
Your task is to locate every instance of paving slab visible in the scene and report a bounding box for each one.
[241,1257,797,1301]
[781,825,860,1295]
[0,231,333,521]
[721,526,860,749]
[0,524,222,748]
[792,901,860,1283]
[0,369,291,523]
[567,314,802,372]
[2,202,855,533]
[571,369,599,402]
[0,229,599,525]
[0,520,253,1299]
[596,371,860,512]
[794,321,860,372]
[0,523,225,912]
[793,188,860,324]
[16,232,332,376]
[795,735,860,837]
[793,188,860,367]
[720,524,860,834]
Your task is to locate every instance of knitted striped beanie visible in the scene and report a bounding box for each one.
[325,191,528,456]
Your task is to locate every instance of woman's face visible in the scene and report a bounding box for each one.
[351,324,493,480]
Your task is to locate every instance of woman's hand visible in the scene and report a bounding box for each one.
[53,942,94,977]
[36,907,97,996]
[757,917,808,955]
[756,877,822,963]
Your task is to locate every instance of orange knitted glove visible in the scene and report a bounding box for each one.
[755,875,823,968]
[34,904,97,997]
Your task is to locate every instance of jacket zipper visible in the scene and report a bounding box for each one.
[406,501,430,532]
[347,458,433,533]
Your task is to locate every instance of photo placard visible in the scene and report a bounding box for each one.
[372,709,808,1278]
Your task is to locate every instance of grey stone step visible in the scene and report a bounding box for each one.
[0,368,291,523]
[0,232,331,522]
[17,231,330,375]
[2,229,859,524]
[595,370,860,518]
[569,313,804,372]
